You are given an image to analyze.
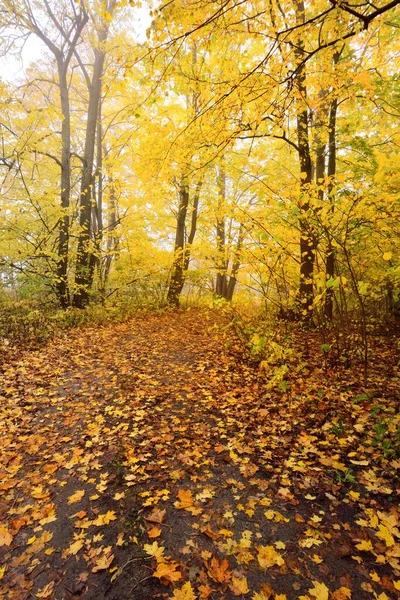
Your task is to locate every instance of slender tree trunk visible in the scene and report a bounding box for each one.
[215,164,228,298]
[101,177,119,296]
[225,223,244,301]
[56,63,71,308]
[324,97,338,320]
[167,180,202,306]
[167,181,190,307]
[74,9,114,308]
[295,0,314,323]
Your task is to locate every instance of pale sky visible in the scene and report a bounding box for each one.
[0,5,151,83]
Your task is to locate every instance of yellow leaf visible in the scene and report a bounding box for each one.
[393,581,400,591]
[275,541,286,550]
[113,492,125,500]
[67,539,84,556]
[355,540,374,552]
[27,536,37,545]
[375,524,395,547]
[0,565,6,580]
[31,485,49,499]
[93,511,117,526]
[116,533,125,546]
[229,575,250,596]
[308,581,329,600]
[257,545,284,569]
[144,541,165,559]
[275,596,287,600]
[311,554,323,564]
[383,252,392,261]
[68,490,85,504]
[299,537,322,548]
[172,581,197,599]
[92,551,114,572]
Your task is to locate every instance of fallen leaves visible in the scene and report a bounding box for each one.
[68,489,85,504]
[0,310,399,600]
[207,556,231,583]
[92,548,115,572]
[257,545,284,569]
[0,525,13,546]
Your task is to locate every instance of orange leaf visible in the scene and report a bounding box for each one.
[174,489,194,509]
[0,525,13,547]
[208,557,231,583]
[199,584,214,599]
[153,560,182,583]
[148,526,162,538]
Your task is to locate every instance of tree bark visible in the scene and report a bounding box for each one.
[295,0,315,324]
[215,164,228,298]
[73,3,115,308]
[324,97,338,320]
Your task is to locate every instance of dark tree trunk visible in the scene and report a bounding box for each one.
[295,1,315,324]
[167,180,201,307]
[73,7,114,308]
[167,182,190,307]
[324,97,338,320]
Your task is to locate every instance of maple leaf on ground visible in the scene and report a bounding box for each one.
[148,526,162,538]
[64,538,84,557]
[257,545,284,569]
[68,489,85,504]
[0,525,13,546]
[207,556,231,583]
[154,560,182,583]
[92,510,117,525]
[308,581,329,600]
[174,489,194,509]
[251,583,275,599]
[92,549,114,572]
[229,574,250,596]
[145,507,166,524]
[198,584,213,599]
[171,581,196,599]
[144,541,165,559]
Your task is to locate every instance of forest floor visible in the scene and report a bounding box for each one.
[0,309,399,600]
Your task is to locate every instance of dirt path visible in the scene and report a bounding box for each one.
[0,310,399,600]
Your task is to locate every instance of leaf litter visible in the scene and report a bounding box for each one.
[0,309,399,599]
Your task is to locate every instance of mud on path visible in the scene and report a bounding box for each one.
[0,310,399,600]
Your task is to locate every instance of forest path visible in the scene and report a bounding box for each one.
[0,310,399,600]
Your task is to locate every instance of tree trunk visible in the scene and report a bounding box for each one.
[56,63,71,308]
[324,97,338,320]
[73,8,114,308]
[295,1,314,324]
[215,164,228,298]
[167,182,190,307]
